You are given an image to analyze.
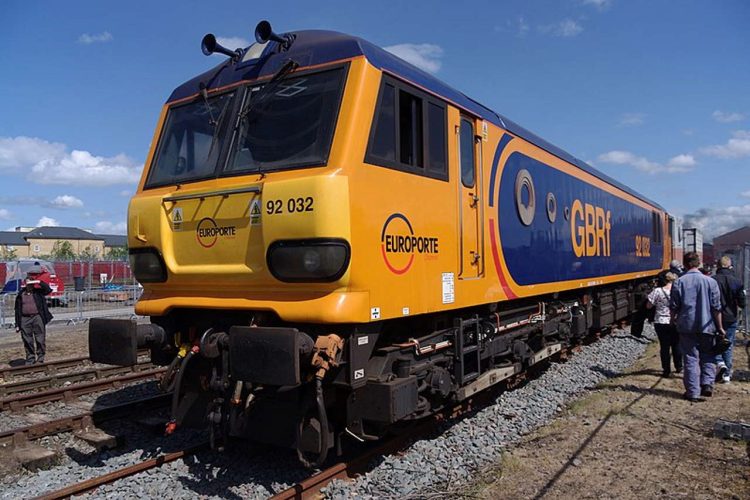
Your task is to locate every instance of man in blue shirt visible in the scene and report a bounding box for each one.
[669,252,724,402]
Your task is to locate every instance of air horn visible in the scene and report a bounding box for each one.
[201,34,242,61]
[254,20,293,50]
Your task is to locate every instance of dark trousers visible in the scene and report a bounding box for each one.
[20,315,46,363]
[654,323,681,374]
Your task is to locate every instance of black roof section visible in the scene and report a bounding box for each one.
[98,234,127,247]
[25,226,101,240]
[0,231,30,246]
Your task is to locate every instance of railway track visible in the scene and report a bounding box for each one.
[32,442,209,500]
[0,392,172,449]
[0,350,149,383]
[24,330,616,499]
[0,360,156,397]
[0,367,167,411]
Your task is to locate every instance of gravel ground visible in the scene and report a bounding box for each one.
[325,325,656,499]
[0,326,654,499]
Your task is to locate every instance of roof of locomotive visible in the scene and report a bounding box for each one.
[169,29,664,211]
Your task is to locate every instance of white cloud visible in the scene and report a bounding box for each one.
[700,130,750,159]
[37,216,60,227]
[516,16,530,37]
[0,209,10,220]
[618,113,645,126]
[119,190,132,197]
[540,19,584,37]
[582,0,612,9]
[50,195,84,208]
[683,205,750,241]
[0,136,66,171]
[215,36,250,51]
[712,110,745,123]
[666,154,696,169]
[741,190,750,198]
[94,221,127,234]
[78,32,113,44]
[597,150,695,174]
[384,43,444,74]
[0,136,141,186]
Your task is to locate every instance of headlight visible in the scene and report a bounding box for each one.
[129,248,167,283]
[267,239,350,282]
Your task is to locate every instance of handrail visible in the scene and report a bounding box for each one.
[162,186,261,203]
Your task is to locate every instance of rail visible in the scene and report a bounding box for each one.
[0,393,171,448]
[0,360,155,397]
[0,367,166,411]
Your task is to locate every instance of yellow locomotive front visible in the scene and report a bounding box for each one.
[131,61,362,323]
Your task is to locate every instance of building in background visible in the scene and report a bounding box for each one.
[713,226,750,261]
[0,226,127,260]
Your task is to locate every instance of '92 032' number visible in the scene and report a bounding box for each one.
[266,197,314,215]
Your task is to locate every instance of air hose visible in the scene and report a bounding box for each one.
[297,377,330,468]
[165,345,199,435]
[159,354,182,393]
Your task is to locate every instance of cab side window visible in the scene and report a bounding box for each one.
[366,75,448,181]
[459,118,475,187]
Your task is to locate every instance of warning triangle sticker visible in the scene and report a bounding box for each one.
[250,200,262,225]
[172,207,183,223]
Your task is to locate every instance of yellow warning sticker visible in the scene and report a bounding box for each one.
[250,199,262,225]
[172,207,183,231]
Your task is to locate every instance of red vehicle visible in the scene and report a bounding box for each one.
[1,259,67,306]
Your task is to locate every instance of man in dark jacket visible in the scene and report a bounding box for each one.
[713,255,745,383]
[14,266,54,365]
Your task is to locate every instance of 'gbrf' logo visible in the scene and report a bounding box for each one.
[570,200,611,258]
[380,213,439,275]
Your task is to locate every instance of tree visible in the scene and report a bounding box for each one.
[0,246,18,261]
[51,240,76,261]
[78,245,96,261]
[104,246,128,260]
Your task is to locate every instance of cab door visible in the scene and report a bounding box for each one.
[458,116,483,278]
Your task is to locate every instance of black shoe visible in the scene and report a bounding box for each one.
[675,367,683,374]
[683,393,705,402]
[716,363,728,382]
[700,385,713,397]
[661,371,671,378]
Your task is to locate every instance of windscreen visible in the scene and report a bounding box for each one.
[225,67,345,174]
[146,91,235,188]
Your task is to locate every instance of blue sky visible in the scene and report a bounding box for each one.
[1,0,748,239]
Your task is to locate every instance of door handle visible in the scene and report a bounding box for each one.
[469,193,479,207]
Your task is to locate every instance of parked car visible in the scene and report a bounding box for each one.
[1,259,68,306]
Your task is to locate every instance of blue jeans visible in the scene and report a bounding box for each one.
[679,332,716,398]
[715,323,736,375]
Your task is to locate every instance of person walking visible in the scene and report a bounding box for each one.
[647,272,682,377]
[13,266,53,365]
[712,255,745,383]
[669,252,724,402]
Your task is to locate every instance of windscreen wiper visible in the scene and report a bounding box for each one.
[238,58,299,122]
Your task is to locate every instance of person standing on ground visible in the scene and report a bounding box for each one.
[669,252,724,402]
[712,255,745,383]
[647,272,682,377]
[13,266,53,365]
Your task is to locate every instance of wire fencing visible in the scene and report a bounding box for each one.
[0,285,143,328]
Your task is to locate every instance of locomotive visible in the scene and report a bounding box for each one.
[90,21,679,466]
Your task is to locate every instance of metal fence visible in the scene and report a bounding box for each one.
[0,285,143,328]
[719,244,750,338]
